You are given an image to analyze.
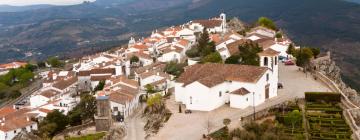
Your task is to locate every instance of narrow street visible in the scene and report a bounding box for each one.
[123,104,146,140]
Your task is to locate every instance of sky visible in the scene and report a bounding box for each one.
[0,0,96,6]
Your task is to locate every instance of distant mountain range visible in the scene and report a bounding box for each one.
[0,0,359,91]
[0,4,54,12]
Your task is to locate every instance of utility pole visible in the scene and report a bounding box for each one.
[253,92,255,121]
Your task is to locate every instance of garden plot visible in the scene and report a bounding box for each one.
[305,92,352,140]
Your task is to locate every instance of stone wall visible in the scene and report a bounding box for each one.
[311,52,360,106]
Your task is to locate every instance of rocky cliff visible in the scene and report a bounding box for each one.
[311,52,360,105]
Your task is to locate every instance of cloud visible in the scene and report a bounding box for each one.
[0,0,96,6]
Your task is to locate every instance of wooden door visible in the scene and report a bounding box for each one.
[265,84,270,99]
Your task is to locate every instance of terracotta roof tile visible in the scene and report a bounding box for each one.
[40,89,61,98]
[177,64,268,87]
[90,75,112,81]
[230,88,251,96]
[226,39,251,55]
[193,19,222,28]
[53,77,77,90]
[0,116,36,132]
[258,48,280,56]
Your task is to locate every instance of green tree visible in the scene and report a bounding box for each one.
[18,71,34,83]
[287,44,295,55]
[38,122,57,138]
[225,55,241,64]
[130,56,140,64]
[68,109,82,126]
[275,32,282,38]
[294,47,313,67]
[146,93,162,107]
[223,118,231,127]
[94,80,105,91]
[164,62,186,77]
[39,110,68,137]
[287,110,302,134]
[24,64,37,72]
[145,84,155,94]
[47,57,63,68]
[257,17,277,30]
[78,94,97,121]
[201,52,222,63]
[238,42,263,66]
[185,47,200,58]
[310,47,320,58]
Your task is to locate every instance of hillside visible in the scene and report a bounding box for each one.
[0,0,359,90]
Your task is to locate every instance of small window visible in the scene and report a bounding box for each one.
[114,107,118,111]
[246,98,248,101]
[264,57,269,66]
[266,74,269,81]
[30,125,33,129]
[14,130,16,133]
[190,96,193,104]
[219,92,222,97]
[275,56,278,65]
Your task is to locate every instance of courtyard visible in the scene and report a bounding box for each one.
[149,63,331,140]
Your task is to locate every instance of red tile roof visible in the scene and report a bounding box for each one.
[258,48,280,56]
[40,89,61,98]
[230,88,251,96]
[193,19,222,28]
[53,77,77,90]
[177,64,268,87]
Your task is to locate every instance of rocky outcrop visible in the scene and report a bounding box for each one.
[101,126,126,140]
[311,52,360,105]
[227,17,246,33]
[142,99,172,138]
[13,131,41,140]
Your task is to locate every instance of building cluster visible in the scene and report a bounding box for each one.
[0,61,27,75]
[0,13,294,139]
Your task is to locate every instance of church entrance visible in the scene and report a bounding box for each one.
[265,84,270,99]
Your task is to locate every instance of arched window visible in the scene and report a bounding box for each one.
[264,57,268,66]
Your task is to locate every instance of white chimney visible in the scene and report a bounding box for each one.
[26,116,30,122]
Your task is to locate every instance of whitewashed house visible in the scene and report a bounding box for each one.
[176,28,196,42]
[0,107,38,140]
[158,46,184,63]
[175,50,279,111]
[189,13,227,33]
[78,68,116,91]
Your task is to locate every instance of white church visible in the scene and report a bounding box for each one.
[175,49,279,111]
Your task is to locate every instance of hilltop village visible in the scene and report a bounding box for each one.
[0,13,359,140]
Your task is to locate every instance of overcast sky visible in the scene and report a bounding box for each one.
[0,0,96,6]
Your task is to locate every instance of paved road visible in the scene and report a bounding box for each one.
[123,104,146,140]
[150,63,331,140]
[0,79,42,108]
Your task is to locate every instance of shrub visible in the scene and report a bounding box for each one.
[305,92,341,103]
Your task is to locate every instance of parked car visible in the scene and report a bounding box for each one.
[284,60,295,65]
[279,56,287,62]
[185,110,192,114]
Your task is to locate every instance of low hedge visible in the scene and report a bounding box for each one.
[305,92,341,103]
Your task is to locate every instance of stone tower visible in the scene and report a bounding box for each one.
[95,96,112,132]
[115,60,122,76]
[220,13,227,33]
